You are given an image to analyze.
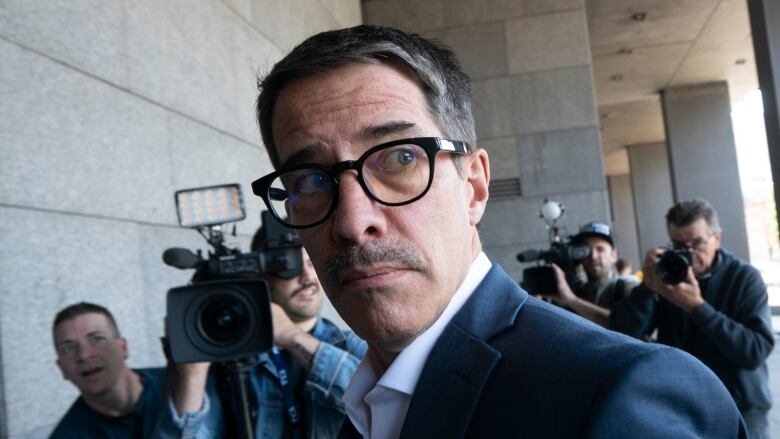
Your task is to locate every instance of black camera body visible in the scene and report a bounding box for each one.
[163,184,302,364]
[518,241,590,296]
[657,248,694,285]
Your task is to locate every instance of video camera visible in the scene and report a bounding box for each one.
[518,241,590,296]
[517,200,590,296]
[163,183,303,363]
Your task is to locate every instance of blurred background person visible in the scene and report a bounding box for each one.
[616,258,639,283]
[611,198,774,438]
[50,302,165,438]
[544,222,638,327]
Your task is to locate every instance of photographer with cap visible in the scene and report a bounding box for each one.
[156,223,367,439]
[611,198,774,438]
[543,221,638,327]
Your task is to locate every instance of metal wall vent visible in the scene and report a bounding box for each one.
[489,178,522,199]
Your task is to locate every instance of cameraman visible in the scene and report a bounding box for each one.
[611,198,774,438]
[545,222,638,327]
[157,225,367,438]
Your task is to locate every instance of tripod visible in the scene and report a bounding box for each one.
[223,356,259,439]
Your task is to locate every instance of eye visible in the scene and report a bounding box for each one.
[284,170,331,195]
[58,343,75,356]
[88,334,107,346]
[375,146,420,172]
[394,149,415,165]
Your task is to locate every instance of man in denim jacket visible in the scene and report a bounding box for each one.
[156,225,367,438]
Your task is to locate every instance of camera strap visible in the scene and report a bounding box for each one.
[270,347,304,439]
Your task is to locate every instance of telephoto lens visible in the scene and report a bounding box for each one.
[656,249,693,285]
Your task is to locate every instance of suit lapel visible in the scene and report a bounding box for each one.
[399,265,527,438]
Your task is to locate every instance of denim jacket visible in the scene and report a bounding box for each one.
[155,318,367,439]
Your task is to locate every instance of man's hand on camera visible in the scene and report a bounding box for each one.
[548,264,577,307]
[549,264,611,327]
[650,268,704,313]
[271,303,305,349]
[271,303,320,369]
[163,317,210,415]
[643,248,704,313]
[641,248,664,290]
[172,361,210,415]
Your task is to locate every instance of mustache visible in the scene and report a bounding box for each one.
[291,282,319,297]
[322,241,426,286]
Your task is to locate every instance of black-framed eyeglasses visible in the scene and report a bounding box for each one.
[671,235,713,252]
[251,137,471,229]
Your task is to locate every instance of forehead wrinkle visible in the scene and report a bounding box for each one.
[277,74,428,138]
[274,64,438,166]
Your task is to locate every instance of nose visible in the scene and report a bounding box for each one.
[330,172,387,245]
[299,258,316,283]
[76,341,96,362]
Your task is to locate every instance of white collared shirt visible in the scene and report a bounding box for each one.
[343,252,492,439]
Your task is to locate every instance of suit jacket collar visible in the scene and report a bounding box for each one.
[398,264,528,438]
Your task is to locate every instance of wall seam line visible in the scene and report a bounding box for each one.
[0,35,261,151]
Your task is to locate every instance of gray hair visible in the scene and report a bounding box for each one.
[256,25,476,169]
[666,198,722,234]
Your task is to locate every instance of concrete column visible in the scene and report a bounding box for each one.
[661,82,750,260]
[363,0,608,280]
[748,0,780,242]
[607,174,641,270]
[627,142,675,258]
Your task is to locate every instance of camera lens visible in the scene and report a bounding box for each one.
[657,250,692,285]
[198,294,250,345]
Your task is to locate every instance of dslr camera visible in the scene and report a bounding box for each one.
[656,248,694,285]
[163,183,303,363]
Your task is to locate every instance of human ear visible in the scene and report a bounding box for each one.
[466,149,490,226]
[120,337,129,360]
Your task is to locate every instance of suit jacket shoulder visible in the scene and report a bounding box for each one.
[400,264,746,438]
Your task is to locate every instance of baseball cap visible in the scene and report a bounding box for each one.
[573,221,614,247]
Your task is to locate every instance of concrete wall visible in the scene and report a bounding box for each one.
[363,0,609,281]
[662,82,750,260]
[0,1,360,437]
[628,142,676,257]
[608,173,641,270]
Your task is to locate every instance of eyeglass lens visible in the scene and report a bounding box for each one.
[268,142,432,226]
[673,237,709,251]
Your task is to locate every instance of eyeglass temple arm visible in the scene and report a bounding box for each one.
[438,139,471,154]
[269,187,289,201]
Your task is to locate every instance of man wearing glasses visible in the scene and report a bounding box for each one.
[247,26,744,437]
[611,198,774,438]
